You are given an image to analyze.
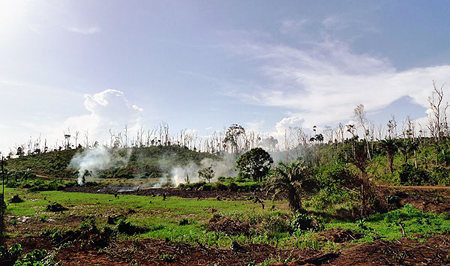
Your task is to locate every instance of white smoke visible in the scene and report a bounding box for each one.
[169,154,238,187]
[69,146,131,185]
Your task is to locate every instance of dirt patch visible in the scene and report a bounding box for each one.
[65,186,269,200]
[319,229,363,243]
[381,187,450,214]
[207,215,251,236]
[327,235,450,266]
[78,239,325,266]
[5,235,333,265]
[4,236,53,254]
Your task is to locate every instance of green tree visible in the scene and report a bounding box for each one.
[267,161,309,213]
[198,166,214,183]
[236,147,273,181]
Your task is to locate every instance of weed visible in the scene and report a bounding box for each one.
[160,253,177,262]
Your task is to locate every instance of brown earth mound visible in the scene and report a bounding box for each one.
[65,186,268,200]
[328,235,450,266]
[207,215,251,236]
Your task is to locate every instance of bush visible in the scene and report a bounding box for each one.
[398,164,430,186]
[431,166,450,186]
[160,254,177,263]
[18,249,49,265]
[289,214,323,232]
[317,164,359,191]
[260,213,291,235]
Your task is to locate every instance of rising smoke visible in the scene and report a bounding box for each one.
[69,146,131,185]
[169,154,238,187]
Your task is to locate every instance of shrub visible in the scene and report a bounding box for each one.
[260,213,291,235]
[289,214,323,233]
[430,166,450,186]
[398,164,430,186]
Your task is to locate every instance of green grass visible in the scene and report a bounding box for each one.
[4,187,450,250]
[328,204,450,242]
[3,188,289,247]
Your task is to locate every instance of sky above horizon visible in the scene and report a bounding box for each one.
[1,0,450,154]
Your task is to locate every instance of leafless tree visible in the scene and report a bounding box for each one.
[387,116,397,139]
[354,104,372,160]
[224,124,246,154]
[427,81,449,143]
[74,131,80,148]
[84,130,90,148]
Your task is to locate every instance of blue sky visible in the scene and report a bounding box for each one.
[1,0,449,153]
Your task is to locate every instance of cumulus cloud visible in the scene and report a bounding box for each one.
[64,89,143,146]
[275,116,305,134]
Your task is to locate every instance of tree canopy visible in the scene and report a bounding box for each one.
[236,147,273,182]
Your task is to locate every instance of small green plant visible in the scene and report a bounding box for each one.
[290,214,322,233]
[0,243,23,259]
[356,219,368,230]
[160,253,177,262]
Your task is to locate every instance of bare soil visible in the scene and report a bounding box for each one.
[65,185,269,200]
[382,186,450,213]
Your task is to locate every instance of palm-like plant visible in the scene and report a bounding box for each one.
[267,161,309,213]
[378,137,397,174]
[396,140,419,165]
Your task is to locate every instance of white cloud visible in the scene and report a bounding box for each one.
[63,89,143,146]
[66,26,101,34]
[275,116,305,134]
[225,37,450,130]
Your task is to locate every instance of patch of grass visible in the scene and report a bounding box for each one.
[3,188,289,247]
[329,204,450,242]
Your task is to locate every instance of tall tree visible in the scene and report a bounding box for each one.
[224,124,246,154]
[428,81,449,143]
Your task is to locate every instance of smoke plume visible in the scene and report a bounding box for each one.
[69,146,131,184]
[169,154,237,187]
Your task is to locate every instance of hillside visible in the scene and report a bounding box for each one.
[5,145,219,180]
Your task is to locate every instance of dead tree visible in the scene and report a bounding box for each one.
[428,81,449,143]
[354,104,371,160]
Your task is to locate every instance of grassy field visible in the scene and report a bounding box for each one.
[4,186,450,251]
